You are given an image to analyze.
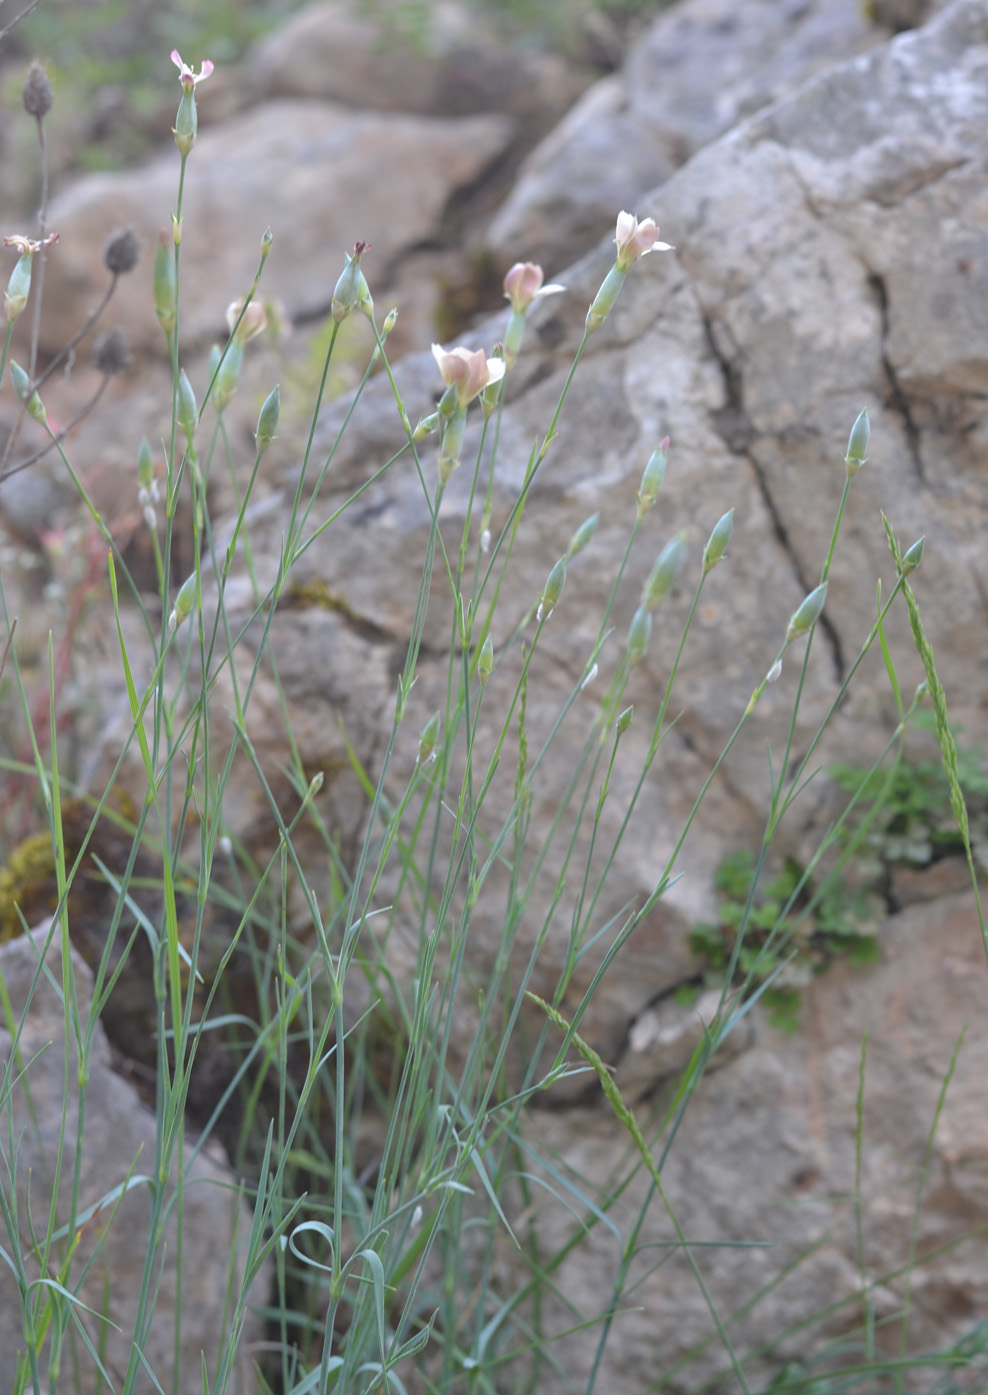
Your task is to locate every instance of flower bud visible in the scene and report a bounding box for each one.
[168,572,198,634]
[213,340,243,410]
[437,407,467,484]
[626,604,652,665]
[417,712,441,766]
[636,439,669,519]
[382,306,398,335]
[10,360,46,423]
[137,441,160,529]
[173,87,198,158]
[332,243,374,323]
[642,532,687,610]
[613,211,672,273]
[10,360,31,400]
[480,344,504,419]
[154,230,177,336]
[170,51,214,159]
[137,437,155,492]
[412,411,439,440]
[226,297,268,345]
[4,252,32,322]
[702,509,734,573]
[900,536,925,575]
[616,706,633,735]
[786,582,828,643]
[567,513,598,558]
[478,633,493,686]
[261,227,273,259]
[255,384,280,452]
[586,264,627,334]
[177,370,198,444]
[537,556,567,623]
[844,408,870,478]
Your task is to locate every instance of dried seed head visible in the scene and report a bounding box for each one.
[93,328,131,375]
[22,63,53,119]
[103,227,140,276]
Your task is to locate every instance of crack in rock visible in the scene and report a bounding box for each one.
[868,272,926,485]
[702,313,845,682]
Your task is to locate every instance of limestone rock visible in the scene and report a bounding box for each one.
[37,99,512,355]
[247,0,587,128]
[0,925,266,1393]
[526,891,988,1392]
[183,0,988,1153]
[485,0,889,271]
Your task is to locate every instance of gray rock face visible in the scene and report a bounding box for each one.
[484,0,888,270]
[247,0,587,127]
[528,890,988,1394]
[0,925,264,1394]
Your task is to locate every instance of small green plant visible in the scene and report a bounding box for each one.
[829,709,988,874]
[690,847,880,1031]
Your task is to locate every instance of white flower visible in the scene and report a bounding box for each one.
[171,50,214,88]
[503,262,565,314]
[613,211,673,272]
[431,343,505,408]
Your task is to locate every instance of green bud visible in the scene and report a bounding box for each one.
[137,437,154,490]
[900,536,925,575]
[173,88,198,158]
[332,244,374,323]
[616,706,633,734]
[261,227,273,259]
[586,263,627,334]
[417,712,440,766]
[504,308,526,370]
[626,604,652,665]
[636,439,669,519]
[177,369,198,443]
[786,582,828,643]
[154,231,177,336]
[478,633,493,686]
[437,407,467,485]
[168,572,198,634]
[412,411,439,440]
[382,306,398,335]
[703,508,734,573]
[537,556,567,622]
[303,771,324,806]
[255,384,280,451]
[844,408,870,478]
[437,382,459,422]
[642,531,687,610]
[10,360,31,401]
[567,512,599,558]
[4,252,32,323]
[213,339,243,410]
[10,360,46,423]
[481,344,504,420]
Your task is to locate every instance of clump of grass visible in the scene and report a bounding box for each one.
[0,19,984,1395]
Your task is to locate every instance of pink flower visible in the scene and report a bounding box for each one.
[432,343,505,408]
[614,211,673,273]
[503,262,565,315]
[171,50,214,89]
